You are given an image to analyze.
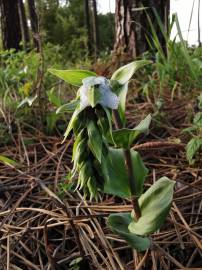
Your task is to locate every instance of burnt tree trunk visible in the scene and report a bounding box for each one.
[0,0,22,51]
[18,0,30,50]
[27,0,40,51]
[114,0,137,57]
[113,0,170,58]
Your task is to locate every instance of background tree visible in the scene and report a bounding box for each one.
[91,0,99,58]
[98,12,114,53]
[27,0,40,51]
[18,0,30,50]
[113,0,170,58]
[84,0,93,56]
[0,0,22,51]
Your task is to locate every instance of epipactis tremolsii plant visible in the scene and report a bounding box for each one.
[49,61,175,251]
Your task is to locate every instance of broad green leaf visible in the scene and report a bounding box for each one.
[104,148,148,198]
[186,138,202,165]
[48,69,97,86]
[111,60,151,85]
[112,114,152,148]
[110,60,151,124]
[0,155,18,168]
[56,100,79,114]
[108,213,150,251]
[87,86,101,107]
[109,81,128,125]
[87,121,102,163]
[128,177,175,236]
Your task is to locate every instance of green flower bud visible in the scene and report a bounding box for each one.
[78,161,93,189]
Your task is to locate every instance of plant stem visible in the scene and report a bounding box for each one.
[112,110,141,220]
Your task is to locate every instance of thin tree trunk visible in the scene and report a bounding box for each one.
[91,0,99,58]
[84,0,93,55]
[18,0,30,50]
[27,0,40,51]
[198,0,201,46]
[0,0,22,51]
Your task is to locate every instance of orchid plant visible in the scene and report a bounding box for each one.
[49,61,175,251]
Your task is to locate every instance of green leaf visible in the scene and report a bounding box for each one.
[63,105,82,142]
[87,177,98,200]
[69,257,82,269]
[112,115,152,148]
[108,213,150,251]
[128,177,175,236]
[87,86,102,107]
[87,121,102,163]
[103,107,114,144]
[186,138,202,165]
[111,60,151,85]
[110,60,151,124]
[46,112,59,133]
[17,95,37,108]
[182,126,198,134]
[48,69,97,86]
[47,89,62,107]
[56,100,79,114]
[104,148,148,198]
[193,112,202,127]
[117,83,128,125]
[0,155,19,168]
[72,137,87,174]
[72,129,85,162]
[197,93,202,109]
[78,161,92,189]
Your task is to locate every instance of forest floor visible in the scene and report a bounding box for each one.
[0,89,202,270]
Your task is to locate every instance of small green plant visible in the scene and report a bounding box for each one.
[49,60,175,251]
[68,257,82,270]
[183,93,202,165]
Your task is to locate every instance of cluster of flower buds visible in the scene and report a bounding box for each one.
[71,106,109,199]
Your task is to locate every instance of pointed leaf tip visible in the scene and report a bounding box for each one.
[48,69,97,86]
[111,60,152,85]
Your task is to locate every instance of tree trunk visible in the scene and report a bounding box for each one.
[91,0,99,58]
[27,0,40,51]
[198,0,201,46]
[84,0,93,55]
[0,0,22,51]
[18,0,30,50]
[113,0,137,57]
[113,0,170,58]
